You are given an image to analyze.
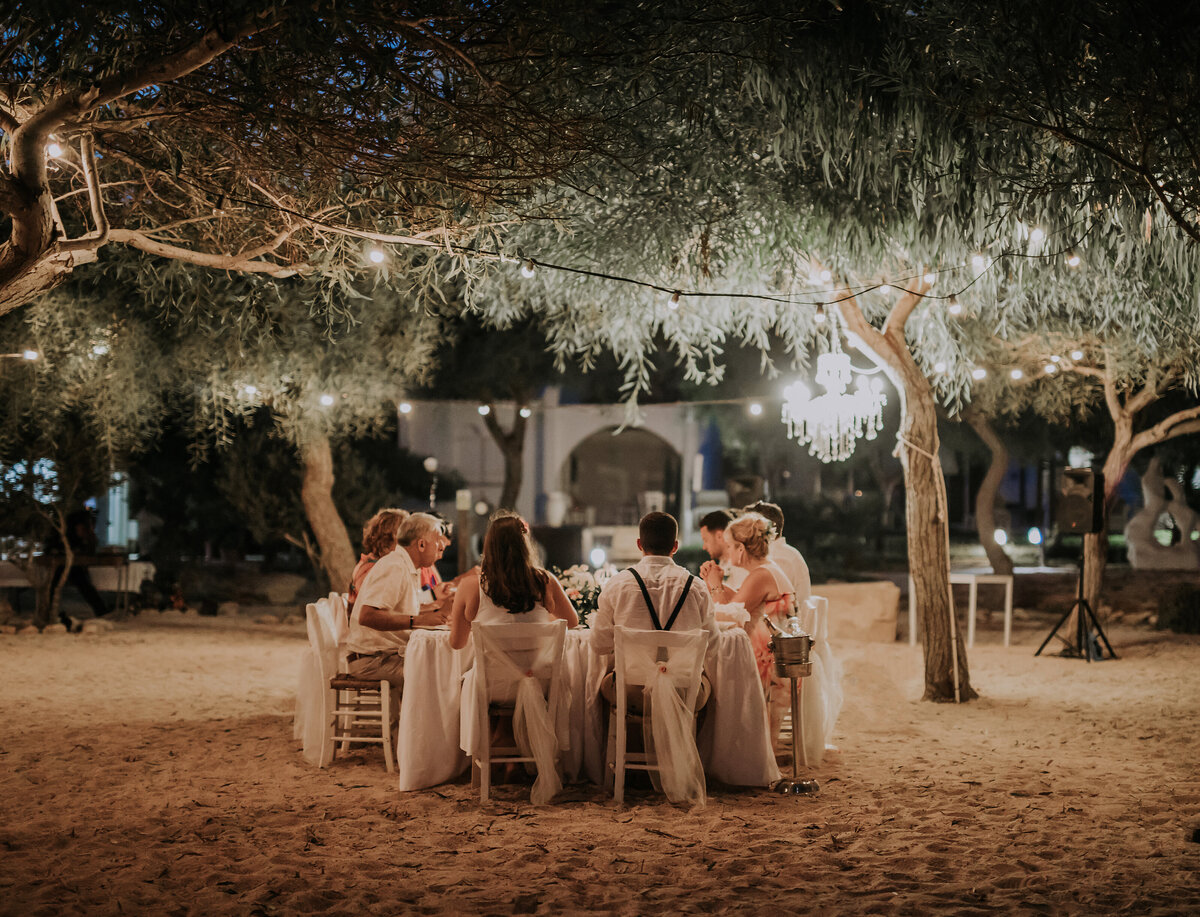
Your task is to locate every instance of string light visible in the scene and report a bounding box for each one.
[668,291,681,309]
[46,142,63,158]
[933,360,947,373]
[1066,252,1081,267]
[1030,228,1045,245]
[1070,349,1084,360]
[477,405,491,415]
[748,402,763,416]
[1043,363,1058,374]
[1050,354,1061,363]
[947,297,963,316]
[319,393,335,406]
[922,272,936,284]
[399,401,412,414]
[520,260,536,278]
[242,383,258,396]
[91,343,110,356]
[22,350,38,361]
[971,367,987,380]
[879,284,892,295]
[367,247,386,264]
[819,269,833,283]
[971,254,987,272]
[814,303,826,324]
[1010,368,1024,380]
[519,406,532,418]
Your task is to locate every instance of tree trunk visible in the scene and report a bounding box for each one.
[964,409,1014,576]
[299,433,355,592]
[1081,439,1133,612]
[839,288,976,702]
[482,406,528,511]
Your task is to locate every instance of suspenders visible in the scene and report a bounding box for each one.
[627,568,695,632]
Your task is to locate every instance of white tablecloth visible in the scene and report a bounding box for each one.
[395,626,779,792]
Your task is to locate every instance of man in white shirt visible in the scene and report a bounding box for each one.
[698,509,748,591]
[346,512,448,689]
[743,501,811,606]
[592,512,718,658]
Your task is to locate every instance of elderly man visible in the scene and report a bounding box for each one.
[743,501,811,607]
[345,512,448,690]
[698,509,747,591]
[592,511,718,658]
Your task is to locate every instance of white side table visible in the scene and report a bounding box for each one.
[908,572,1014,648]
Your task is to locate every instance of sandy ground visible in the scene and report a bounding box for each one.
[1,612,1198,916]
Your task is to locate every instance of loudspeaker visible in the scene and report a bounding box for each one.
[1058,468,1105,534]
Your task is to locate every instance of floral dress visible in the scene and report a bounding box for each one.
[746,562,797,691]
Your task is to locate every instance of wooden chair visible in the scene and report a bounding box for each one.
[606,626,707,805]
[466,620,567,803]
[306,602,396,772]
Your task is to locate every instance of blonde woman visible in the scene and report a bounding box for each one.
[701,512,795,739]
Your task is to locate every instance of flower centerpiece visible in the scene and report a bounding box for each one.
[554,564,603,628]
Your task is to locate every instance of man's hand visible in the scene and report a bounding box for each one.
[700,560,723,591]
[415,606,448,627]
[432,580,455,601]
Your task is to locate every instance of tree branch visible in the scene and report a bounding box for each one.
[108,228,308,277]
[58,134,109,252]
[1129,404,1200,454]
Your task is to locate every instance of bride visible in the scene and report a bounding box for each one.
[700,512,795,744]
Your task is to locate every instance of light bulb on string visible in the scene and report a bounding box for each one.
[971,367,987,380]
[814,303,826,324]
[1010,368,1024,380]
[319,393,335,406]
[922,272,936,284]
[748,402,763,417]
[399,402,413,414]
[1070,349,1084,361]
[46,142,63,158]
[520,260,536,278]
[1030,227,1045,245]
[478,405,491,416]
[933,361,947,374]
[519,407,532,418]
[21,349,39,361]
[367,247,386,264]
[1044,363,1058,374]
[878,283,892,295]
[947,297,963,316]
[971,254,987,273]
[1050,355,1061,363]
[819,269,832,283]
[1066,252,1082,267]
[668,291,681,310]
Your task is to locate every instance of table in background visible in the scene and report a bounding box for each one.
[395,625,779,792]
[908,572,1014,648]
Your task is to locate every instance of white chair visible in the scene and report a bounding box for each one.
[306,602,396,772]
[465,620,567,804]
[607,626,707,806]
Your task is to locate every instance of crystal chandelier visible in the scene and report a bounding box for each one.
[781,351,887,462]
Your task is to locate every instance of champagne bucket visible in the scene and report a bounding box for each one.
[767,632,812,679]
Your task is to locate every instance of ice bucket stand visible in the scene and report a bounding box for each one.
[768,634,820,797]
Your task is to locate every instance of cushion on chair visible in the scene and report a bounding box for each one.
[600,671,711,713]
[329,675,386,691]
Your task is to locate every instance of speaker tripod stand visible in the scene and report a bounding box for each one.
[1035,551,1117,661]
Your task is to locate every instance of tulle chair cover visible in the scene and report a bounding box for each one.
[300,602,340,764]
[792,595,843,765]
[463,620,568,805]
[615,627,707,807]
[327,592,350,649]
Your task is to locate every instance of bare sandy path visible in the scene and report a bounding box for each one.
[1,619,1197,915]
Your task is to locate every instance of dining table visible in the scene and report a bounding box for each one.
[395,624,781,792]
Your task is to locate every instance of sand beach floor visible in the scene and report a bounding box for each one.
[1,613,1198,915]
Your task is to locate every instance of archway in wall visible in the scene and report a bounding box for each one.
[563,427,681,525]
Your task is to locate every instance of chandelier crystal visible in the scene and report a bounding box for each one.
[782,351,887,462]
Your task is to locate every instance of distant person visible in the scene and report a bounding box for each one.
[742,501,811,607]
[345,513,448,690]
[698,509,747,590]
[45,508,109,628]
[348,508,409,612]
[449,513,577,650]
